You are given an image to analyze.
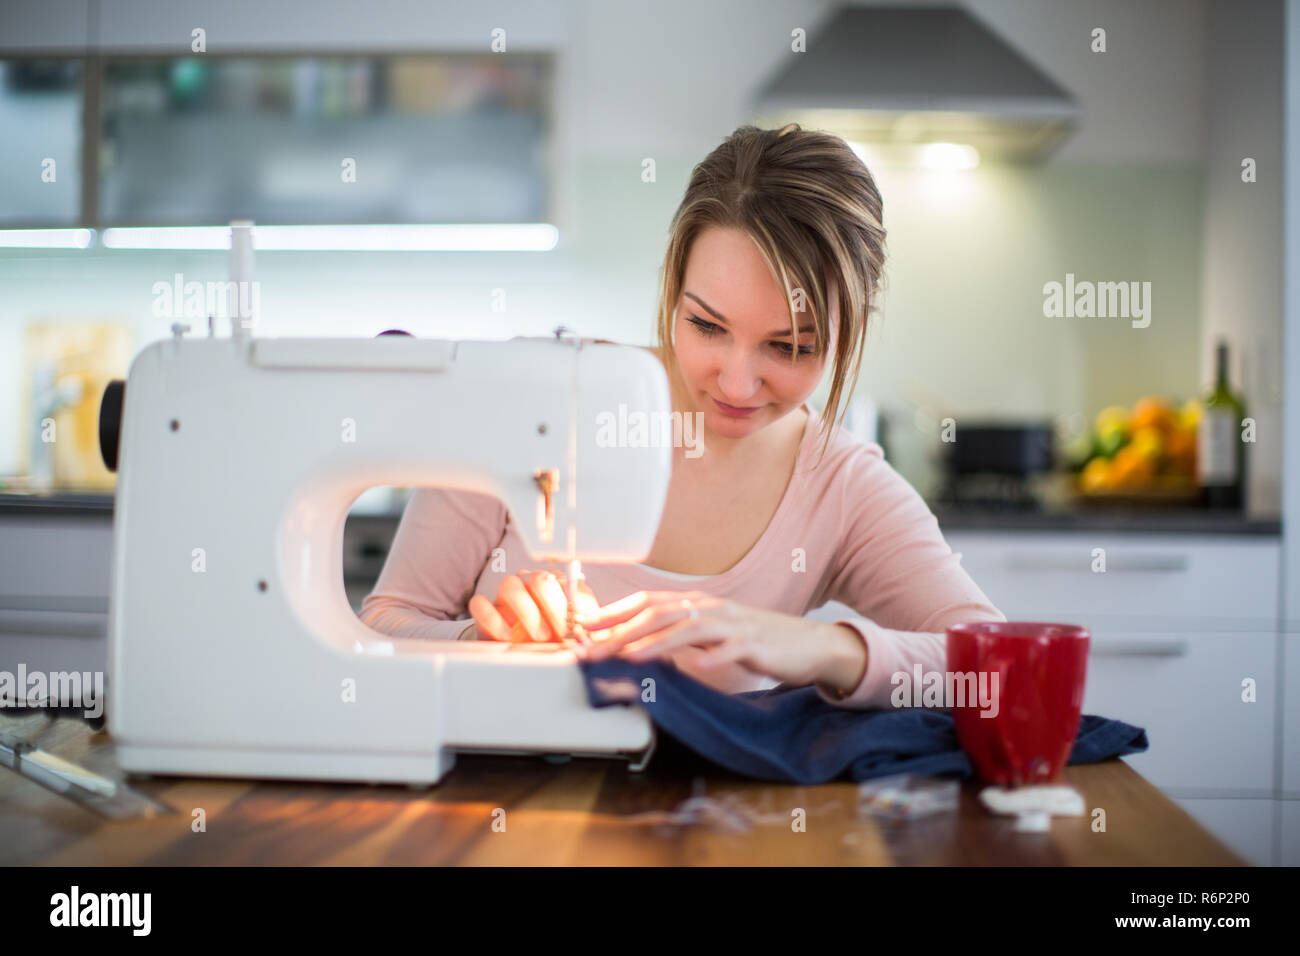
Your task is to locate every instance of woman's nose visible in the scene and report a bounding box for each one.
[717,349,760,400]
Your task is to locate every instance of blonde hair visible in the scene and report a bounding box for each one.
[654,123,887,467]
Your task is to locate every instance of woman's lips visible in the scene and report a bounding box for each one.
[712,397,761,418]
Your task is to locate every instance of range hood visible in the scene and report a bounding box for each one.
[752,5,1078,162]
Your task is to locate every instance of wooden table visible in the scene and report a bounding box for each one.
[0,713,1244,866]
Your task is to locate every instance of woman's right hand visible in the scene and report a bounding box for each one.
[466,570,599,643]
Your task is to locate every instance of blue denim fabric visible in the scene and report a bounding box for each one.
[579,657,1150,784]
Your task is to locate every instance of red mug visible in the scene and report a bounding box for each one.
[946,622,1090,786]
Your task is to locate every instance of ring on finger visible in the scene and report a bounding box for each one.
[679,597,700,621]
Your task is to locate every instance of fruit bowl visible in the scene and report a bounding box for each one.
[1068,395,1202,505]
[1072,474,1201,507]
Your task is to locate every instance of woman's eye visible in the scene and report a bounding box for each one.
[687,316,722,336]
[773,342,816,356]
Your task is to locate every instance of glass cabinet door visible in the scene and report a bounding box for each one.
[0,59,83,227]
[97,53,553,226]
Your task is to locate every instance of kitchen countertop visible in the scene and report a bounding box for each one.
[0,491,116,517]
[0,489,1282,535]
[931,504,1282,535]
[0,712,1244,866]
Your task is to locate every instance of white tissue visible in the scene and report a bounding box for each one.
[979,784,1084,833]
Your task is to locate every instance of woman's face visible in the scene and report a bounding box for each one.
[672,225,833,441]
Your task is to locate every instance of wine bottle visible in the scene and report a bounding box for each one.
[1197,340,1246,509]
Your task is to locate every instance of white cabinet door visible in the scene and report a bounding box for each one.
[1082,630,1276,793]
[0,515,113,677]
[945,532,1279,628]
[0,628,106,679]
[0,516,114,600]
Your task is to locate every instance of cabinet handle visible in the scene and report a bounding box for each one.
[0,596,108,613]
[0,610,104,638]
[1090,637,1189,657]
[1003,553,1189,573]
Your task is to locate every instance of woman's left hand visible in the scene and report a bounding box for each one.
[577,590,869,693]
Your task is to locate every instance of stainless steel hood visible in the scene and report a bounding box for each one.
[752,5,1078,162]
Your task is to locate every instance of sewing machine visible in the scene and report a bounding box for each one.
[98,327,673,786]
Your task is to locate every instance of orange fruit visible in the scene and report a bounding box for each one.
[1080,457,1112,493]
[1110,445,1156,488]
[1164,426,1196,474]
[1131,395,1176,433]
[1129,425,1164,464]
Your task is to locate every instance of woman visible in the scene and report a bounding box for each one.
[360,123,1005,708]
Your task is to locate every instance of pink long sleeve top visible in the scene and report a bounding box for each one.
[358,401,1006,709]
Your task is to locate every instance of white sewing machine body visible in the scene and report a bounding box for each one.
[105,333,672,785]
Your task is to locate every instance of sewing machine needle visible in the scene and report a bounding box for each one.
[564,559,591,645]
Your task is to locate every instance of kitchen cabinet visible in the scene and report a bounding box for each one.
[0,512,112,677]
[943,531,1279,630]
[1080,629,1275,793]
[96,55,553,229]
[0,58,83,226]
